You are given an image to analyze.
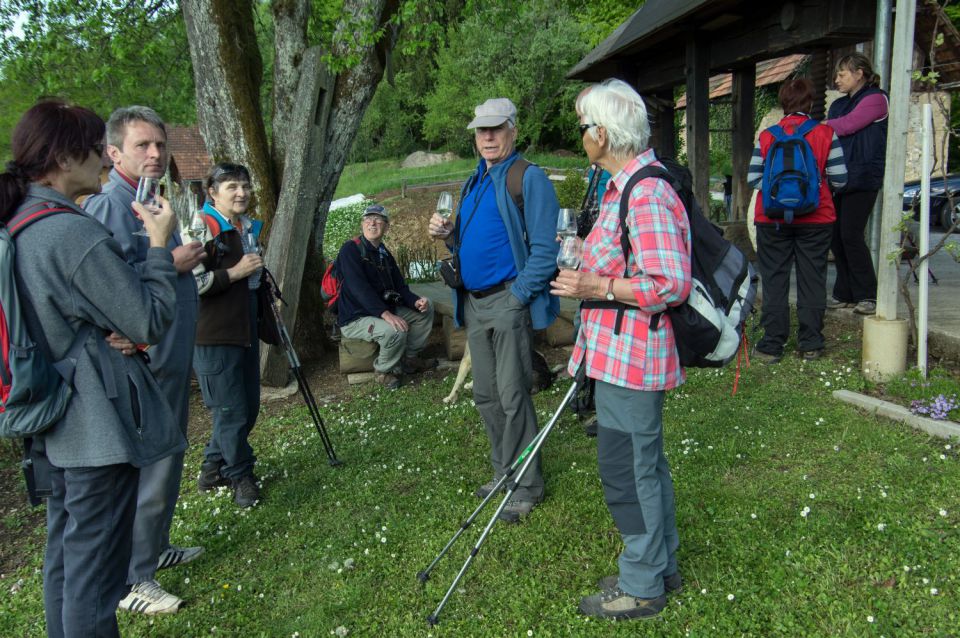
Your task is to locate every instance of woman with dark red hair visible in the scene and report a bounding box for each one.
[0,100,179,638]
[747,78,848,363]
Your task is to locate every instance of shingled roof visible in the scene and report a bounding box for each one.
[166,125,210,182]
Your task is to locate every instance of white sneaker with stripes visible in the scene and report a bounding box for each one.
[118,580,183,615]
[157,545,204,571]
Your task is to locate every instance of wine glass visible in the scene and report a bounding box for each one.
[180,193,207,244]
[133,176,162,236]
[436,191,454,219]
[557,208,577,238]
[557,236,581,270]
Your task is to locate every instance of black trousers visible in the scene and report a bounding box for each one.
[756,223,833,355]
[831,190,878,303]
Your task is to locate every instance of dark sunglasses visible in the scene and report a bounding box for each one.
[579,123,596,136]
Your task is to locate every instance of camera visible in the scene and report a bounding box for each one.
[382,290,403,305]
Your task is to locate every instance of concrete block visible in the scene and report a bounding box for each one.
[443,315,467,360]
[338,338,378,374]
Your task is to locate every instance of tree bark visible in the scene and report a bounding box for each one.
[181,0,278,222]
[270,0,310,186]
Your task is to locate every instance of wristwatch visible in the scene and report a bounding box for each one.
[605,278,616,301]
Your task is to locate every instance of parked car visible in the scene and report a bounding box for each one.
[902,173,960,232]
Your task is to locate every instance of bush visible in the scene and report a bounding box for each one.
[553,168,588,209]
[323,199,370,260]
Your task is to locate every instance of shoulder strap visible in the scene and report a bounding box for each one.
[767,125,788,142]
[506,158,530,217]
[7,203,74,237]
[795,119,818,138]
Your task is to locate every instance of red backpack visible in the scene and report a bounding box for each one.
[320,237,366,314]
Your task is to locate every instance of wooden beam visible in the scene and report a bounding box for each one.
[260,47,334,386]
[731,65,755,222]
[686,36,711,209]
[807,49,830,120]
[647,90,676,158]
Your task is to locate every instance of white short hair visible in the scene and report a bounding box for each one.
[577,79,650,160]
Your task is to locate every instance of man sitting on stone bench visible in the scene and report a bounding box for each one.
[336,204,437,388]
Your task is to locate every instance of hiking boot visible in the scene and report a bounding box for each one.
[827,297,855,310]
[583,415,598,437]
[375,372,401,390]
[498,499,539,523]
[751,348,781,365]
[598,572,682,595]
[853,300,877,315]
[475,476,504,499]
[402,356,438,374]
[232,475,260,508]
[157,545,204,571]
[197,461,230,492]
[118,580,183,615]
[799,348,824,362]
[578,587,666,620]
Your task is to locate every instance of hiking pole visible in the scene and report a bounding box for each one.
[264,270,342,466]
[416,412,555,584]
[424,379,581,626]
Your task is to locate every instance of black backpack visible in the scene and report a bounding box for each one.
[584,158,757,368]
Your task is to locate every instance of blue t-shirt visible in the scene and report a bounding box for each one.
[457,167,518,291]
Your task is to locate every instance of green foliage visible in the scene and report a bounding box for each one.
[0,1,195,160]
[422,0,588,155]
[882,367,960,420]
[323,199,371,260]
[350,69,428,163]
[553,168,588,209]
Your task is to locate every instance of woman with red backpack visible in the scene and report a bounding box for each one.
[748,78,848,363]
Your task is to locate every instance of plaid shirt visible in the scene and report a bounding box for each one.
[567,150,692,391]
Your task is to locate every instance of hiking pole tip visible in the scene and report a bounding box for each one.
[328,457,344,467]
[416,570,430,584]
[426,614,440,626]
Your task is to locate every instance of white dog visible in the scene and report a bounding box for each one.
[442,343,556,404]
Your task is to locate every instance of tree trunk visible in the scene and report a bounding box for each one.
[270,0,311,187]
[181,0,278,222]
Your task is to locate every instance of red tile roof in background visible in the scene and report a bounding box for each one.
[166,125,210,181]
[675,54,807,108]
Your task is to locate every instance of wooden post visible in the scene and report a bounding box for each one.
[808,50,829,120]
[648,90,676,158]
[260,46,334,386]
[685,36,711,208]
[731,65,755,222]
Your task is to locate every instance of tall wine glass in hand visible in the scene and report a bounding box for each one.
[133,177,162,236]
[557,208,577,238]
[179,192,207,244]
[557,236,582,270]
[436,191,454,220]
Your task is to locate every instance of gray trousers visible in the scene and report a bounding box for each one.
[595,381,679,599]
[127,357,193,585]
[340,305,434,374]
[465,288,543,502]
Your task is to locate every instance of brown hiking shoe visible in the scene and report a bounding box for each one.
[375,372,401,390]
[578,587,666,620]
[598,572,682,595]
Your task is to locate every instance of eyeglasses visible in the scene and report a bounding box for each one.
[578,123,596,136]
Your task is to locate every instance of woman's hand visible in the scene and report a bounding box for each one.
[550,269,606,300]
[135,196,177,248]
[227,253,264,282]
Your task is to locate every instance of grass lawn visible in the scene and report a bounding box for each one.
[335,153,587,199]
[1,326,958,637]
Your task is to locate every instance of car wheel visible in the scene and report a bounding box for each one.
[940,200,960,232]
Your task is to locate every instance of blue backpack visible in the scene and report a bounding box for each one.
[761,119,821,223]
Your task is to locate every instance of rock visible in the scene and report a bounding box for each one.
[401,151,460,169]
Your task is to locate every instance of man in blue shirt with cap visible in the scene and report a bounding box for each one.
[429,98,559,523]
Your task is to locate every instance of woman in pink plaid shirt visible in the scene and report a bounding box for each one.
[551,79,692,621]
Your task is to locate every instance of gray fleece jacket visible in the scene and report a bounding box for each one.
[14,184,183,468]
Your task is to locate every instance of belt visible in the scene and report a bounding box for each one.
[468,282,507,299]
